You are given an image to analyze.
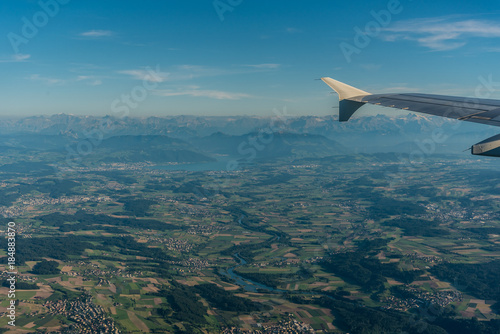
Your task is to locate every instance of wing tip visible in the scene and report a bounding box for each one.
[321,78,370,122]
[321,77,371,101]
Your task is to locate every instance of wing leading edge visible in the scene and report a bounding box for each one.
[321,77,500,157]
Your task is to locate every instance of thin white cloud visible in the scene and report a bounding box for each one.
[13,54,31,61]
[29,74,65,85]
[70,63,106,71]
[80,30,115,38]
[372,85,421,93]
[76,75,103,86]
[154,88,252,100]
[243,63,281,69]
[382,17,500,51]
[485,47,500,53]
[286,27,302,34]
[119,64,280,84]
[174,65,239,78]
[0,54,31,63]
[29,74,104,86]
[118,69,167,83]
[119,65,234,83]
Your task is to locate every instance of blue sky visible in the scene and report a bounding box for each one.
[2,0,500,117]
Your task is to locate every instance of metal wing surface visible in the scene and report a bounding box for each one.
[321,77,500,157]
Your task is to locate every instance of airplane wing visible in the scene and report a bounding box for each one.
[321,77,500,157]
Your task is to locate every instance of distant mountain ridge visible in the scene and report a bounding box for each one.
[0,113,495,137]
[0,114,497,157]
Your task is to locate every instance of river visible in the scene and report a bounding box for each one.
[219,253,285,293]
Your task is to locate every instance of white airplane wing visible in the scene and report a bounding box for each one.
[322,77,500,157]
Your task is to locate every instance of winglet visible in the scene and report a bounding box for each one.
[321,77,370,101]
[321,77,371,122]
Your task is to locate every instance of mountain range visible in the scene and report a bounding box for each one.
[0,114,497,163]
